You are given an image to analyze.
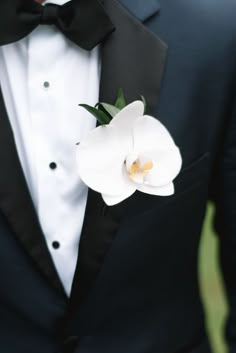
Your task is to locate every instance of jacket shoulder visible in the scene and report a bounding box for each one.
[182,0,236,32]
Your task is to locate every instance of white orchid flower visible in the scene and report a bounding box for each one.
[76,101,182,206]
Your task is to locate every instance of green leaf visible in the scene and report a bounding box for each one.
[140,95,147,114]
[99,103,121,118]
[79,104,111,125]
[95,103,113,121]
[115,88,126,109]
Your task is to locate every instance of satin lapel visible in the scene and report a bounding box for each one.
[68,0,168,310]
[100,0,167,115]
[0,88,65,296]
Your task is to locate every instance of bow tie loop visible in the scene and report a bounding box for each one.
[0,0,115,50]
[40,4,60,25]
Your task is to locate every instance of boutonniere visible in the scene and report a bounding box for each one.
[77,89,182,206]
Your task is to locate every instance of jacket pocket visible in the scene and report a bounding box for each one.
[121,152,211,221]
[174,152,210,197]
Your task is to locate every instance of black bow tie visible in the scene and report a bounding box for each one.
[0,0,115,50]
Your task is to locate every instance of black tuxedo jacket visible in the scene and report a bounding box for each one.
[1,0,236,352]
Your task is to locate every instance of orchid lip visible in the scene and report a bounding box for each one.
[125,155,154,185]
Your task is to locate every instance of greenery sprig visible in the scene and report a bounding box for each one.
[79,88,146,125]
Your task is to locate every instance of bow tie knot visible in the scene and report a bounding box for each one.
[40,4,60,25]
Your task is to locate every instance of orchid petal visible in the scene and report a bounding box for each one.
[132,116,182,186]
[133,116,178,154]
[144,147,182,186]
[102,186,136,206]
[77,125,132,195]
[111,101,145,136]
[137,182,175,196]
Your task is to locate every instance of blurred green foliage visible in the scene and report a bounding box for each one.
[199,203,228,353]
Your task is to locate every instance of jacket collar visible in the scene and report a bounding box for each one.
[119,0,161,22]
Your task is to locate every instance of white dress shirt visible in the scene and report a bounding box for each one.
[0,0,100,296]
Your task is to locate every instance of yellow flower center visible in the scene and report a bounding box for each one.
[127,158,154,182]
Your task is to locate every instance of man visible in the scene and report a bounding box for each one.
[0,0,235,352]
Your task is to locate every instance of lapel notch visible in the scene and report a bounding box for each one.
[119,0,161,22]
